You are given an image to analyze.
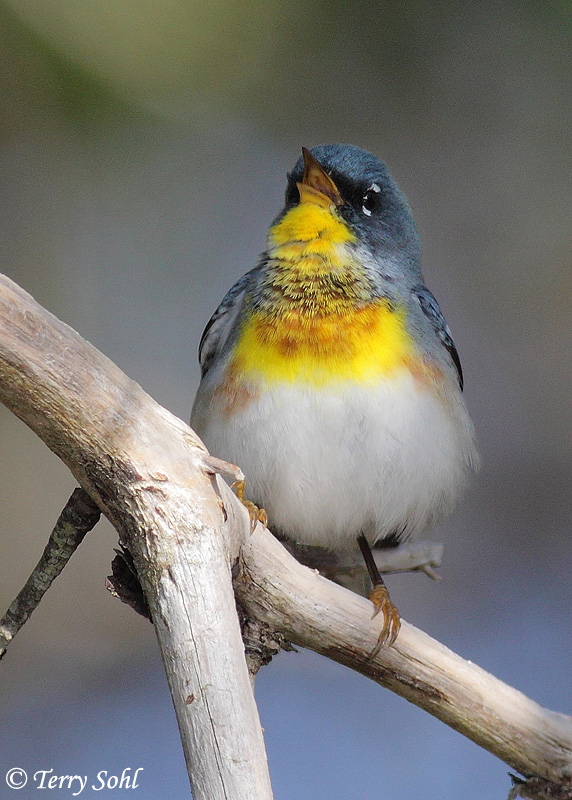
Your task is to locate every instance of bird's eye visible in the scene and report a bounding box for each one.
[362,183,381,216]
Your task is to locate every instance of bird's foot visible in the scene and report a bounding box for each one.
[231,479,268,532]
[368,582,401,653]
[357,533,401,653]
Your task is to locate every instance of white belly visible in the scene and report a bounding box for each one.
[192,371,477,550]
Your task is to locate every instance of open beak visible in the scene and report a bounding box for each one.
[297,147,343,208]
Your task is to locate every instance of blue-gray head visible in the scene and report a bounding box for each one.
[284,144,421,265]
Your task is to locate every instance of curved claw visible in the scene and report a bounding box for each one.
[243,501,268,532]
[368,583,401,655]
[231,479,268,532]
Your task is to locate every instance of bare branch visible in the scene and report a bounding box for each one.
[0,274,273,800]
[234,524,572,787]
[0,487,100,659]
[0,272,571,795]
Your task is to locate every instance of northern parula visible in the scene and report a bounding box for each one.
[191,144,478,645]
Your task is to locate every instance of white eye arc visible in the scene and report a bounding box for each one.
[362,182,381,216]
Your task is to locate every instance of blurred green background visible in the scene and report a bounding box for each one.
[1,1,571,797]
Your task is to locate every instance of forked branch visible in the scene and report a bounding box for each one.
[0,273,570,800]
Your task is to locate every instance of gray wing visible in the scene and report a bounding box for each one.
[413,286,464,390]
[198,270,255,378]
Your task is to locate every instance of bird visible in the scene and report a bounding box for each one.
[191,144,479,646]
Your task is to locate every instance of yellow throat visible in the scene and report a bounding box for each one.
[230,162,414,388]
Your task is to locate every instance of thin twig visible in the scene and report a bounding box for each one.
[0,487,101,659]
[282,538,443,579]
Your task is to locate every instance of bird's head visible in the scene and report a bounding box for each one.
[280,144,421,266]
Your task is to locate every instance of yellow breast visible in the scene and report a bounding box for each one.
[230,300,413,387]
[228,199,415,388]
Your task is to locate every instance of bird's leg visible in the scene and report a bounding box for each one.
[231,479,268,532]
[357,533,401,650]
